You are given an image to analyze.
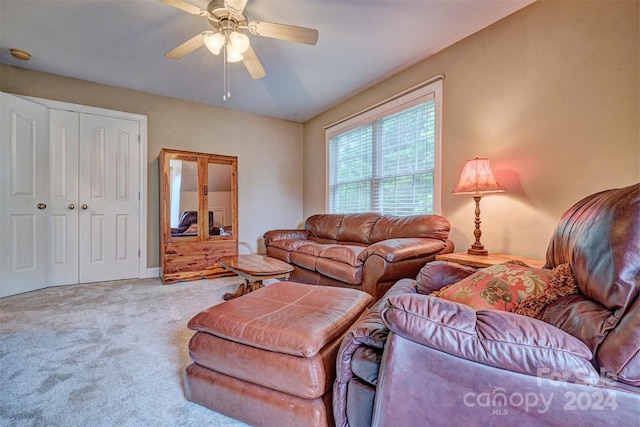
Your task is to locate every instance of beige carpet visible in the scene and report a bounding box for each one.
[0,277,253,426]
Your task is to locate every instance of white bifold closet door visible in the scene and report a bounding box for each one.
[0,93,49,297]
[49,110,141,285]
[1,93,141,297]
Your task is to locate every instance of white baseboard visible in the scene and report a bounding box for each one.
[145,267,161,278]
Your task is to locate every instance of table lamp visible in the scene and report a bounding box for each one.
[452,157,506,255]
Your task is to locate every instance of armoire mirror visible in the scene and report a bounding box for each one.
[160,148,238,284]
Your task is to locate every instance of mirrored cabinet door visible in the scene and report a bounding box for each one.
[207,161,236,238]
[160,148,238,284]
[169,157,199,238]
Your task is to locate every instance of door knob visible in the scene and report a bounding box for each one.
[68,204,75,210]
[37,203,47,210]
[81,204,88,210]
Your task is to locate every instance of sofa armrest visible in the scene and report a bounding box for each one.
[358,238,448,263]
[381,293,600,384]
[335,278,418,383]
[263,229,309,245]
[415,260,476,294]
[334,278,417,427]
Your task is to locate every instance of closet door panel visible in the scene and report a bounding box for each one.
[0,93,48,297]
[48,109,79,286]
[78,114,140,283]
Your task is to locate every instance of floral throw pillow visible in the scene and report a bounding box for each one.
[432,261,558,312]
[514,263,577,318]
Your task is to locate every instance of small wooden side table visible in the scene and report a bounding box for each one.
[219,254,294,300]
[435,252,546,269]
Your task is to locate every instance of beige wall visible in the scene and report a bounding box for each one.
[303,0,639,258]
[2,0,638,271]
[0,65,304,270]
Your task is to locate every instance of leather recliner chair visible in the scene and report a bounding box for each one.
[171,210,217,236]
[334,183,639,426]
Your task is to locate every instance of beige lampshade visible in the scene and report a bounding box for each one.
[452,157,506,195]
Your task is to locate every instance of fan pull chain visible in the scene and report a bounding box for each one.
[223,47,227,101]
[222,46,231,102]
[227,59,231,100]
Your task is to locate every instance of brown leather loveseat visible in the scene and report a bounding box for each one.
[263,213,454,302]
[334,183,640,426]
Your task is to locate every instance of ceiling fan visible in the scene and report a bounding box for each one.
[160,0,319,80]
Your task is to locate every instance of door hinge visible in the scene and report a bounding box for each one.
[138,249,141,258]
[138,192,141,200]
[138,134,141,143]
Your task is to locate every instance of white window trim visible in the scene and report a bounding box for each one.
[324,76,443,214]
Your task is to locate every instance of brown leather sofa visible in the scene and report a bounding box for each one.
[263,213,454,302]
[334,183,640,426]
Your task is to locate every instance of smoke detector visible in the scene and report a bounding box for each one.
[10,49,31,61]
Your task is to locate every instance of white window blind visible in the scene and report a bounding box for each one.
[326,79,442,215]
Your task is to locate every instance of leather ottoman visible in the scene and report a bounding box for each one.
[184,281,373,427]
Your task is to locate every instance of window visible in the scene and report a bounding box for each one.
[326,78,442,215]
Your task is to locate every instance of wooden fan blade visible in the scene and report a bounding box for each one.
[158,0,208,16]
[242,46,266,79]
[224,0,248,16]
[166,31,208,59]
[248,21,319,45]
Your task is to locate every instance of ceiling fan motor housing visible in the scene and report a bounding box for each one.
[207,0,248,31]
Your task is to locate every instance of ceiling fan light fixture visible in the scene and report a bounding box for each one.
[163,0,318,83]
[226,44,244,62]
[204,32,225,55]
[229,31,250,54]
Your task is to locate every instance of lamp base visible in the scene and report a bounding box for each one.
[467,195,489,256]
[467,245,488,256]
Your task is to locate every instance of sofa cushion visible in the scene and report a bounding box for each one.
[336,213,380,244]
[382,293,600,384]
[369,214,450,243]
[297,243,334,257]
[319,245,366,268]
[316,258,363,285]
[265,246,292,263]
[293,244,366,272]
[350,346,383,387]
[432,262,560,312]
[267,238,309,252]
[290,251,320,271]
[305,214,345,240]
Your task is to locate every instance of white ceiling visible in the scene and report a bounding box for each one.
[0,0,534,122]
